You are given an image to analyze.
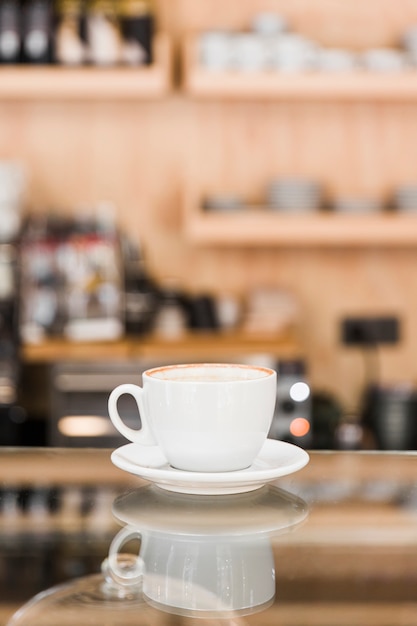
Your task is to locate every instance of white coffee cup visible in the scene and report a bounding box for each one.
[108,362,277,472]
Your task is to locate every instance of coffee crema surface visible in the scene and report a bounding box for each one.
[148,363,272,382]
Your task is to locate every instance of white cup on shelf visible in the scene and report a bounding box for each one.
[272,34,318,72]
[251,12,288,36]
[199,31,234,71]
[231,33,267,72]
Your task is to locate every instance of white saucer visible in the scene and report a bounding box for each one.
[111,439,309,495]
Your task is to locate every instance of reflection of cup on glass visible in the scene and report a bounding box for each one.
[108,363,277,472]
[109,525,275,617]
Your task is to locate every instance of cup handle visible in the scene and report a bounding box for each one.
[108,383,157,446]
[107,525,144,587]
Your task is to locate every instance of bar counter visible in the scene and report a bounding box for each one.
[1,447,417,626]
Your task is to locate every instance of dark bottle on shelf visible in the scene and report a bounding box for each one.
[20,0,55,64]
[0,0,21,64]
[119,0,154,66]
[122,237,159,336]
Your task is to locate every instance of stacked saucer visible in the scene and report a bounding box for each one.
[332,196,384,214]
[317,48,358,73]
[360,48,408,72]
[393,185,417,212]
[203,194,245,212]
[266,178,322,212]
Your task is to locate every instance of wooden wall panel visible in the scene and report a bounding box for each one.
[4,0,417,411]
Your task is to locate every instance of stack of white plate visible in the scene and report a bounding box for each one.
[317,48,358,73]
[360,48,409,72]
[266,178,322,212]
[203,194,245,212]
[332,196,384,214]
[393,185,417,212]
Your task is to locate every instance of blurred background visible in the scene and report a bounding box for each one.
[2,0,417,451]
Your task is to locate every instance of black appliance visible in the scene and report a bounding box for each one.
[0,243,25,444]
[362,383,417,450]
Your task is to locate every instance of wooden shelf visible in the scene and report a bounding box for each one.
[22,330,301,363]
[0,33,171,100]
[184,209,417,247]
[183,36,417,101]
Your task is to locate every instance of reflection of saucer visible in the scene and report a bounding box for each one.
[112,483,308,536]
[111,438,309,495]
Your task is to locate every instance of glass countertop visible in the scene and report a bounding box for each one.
[1,447,417,625]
